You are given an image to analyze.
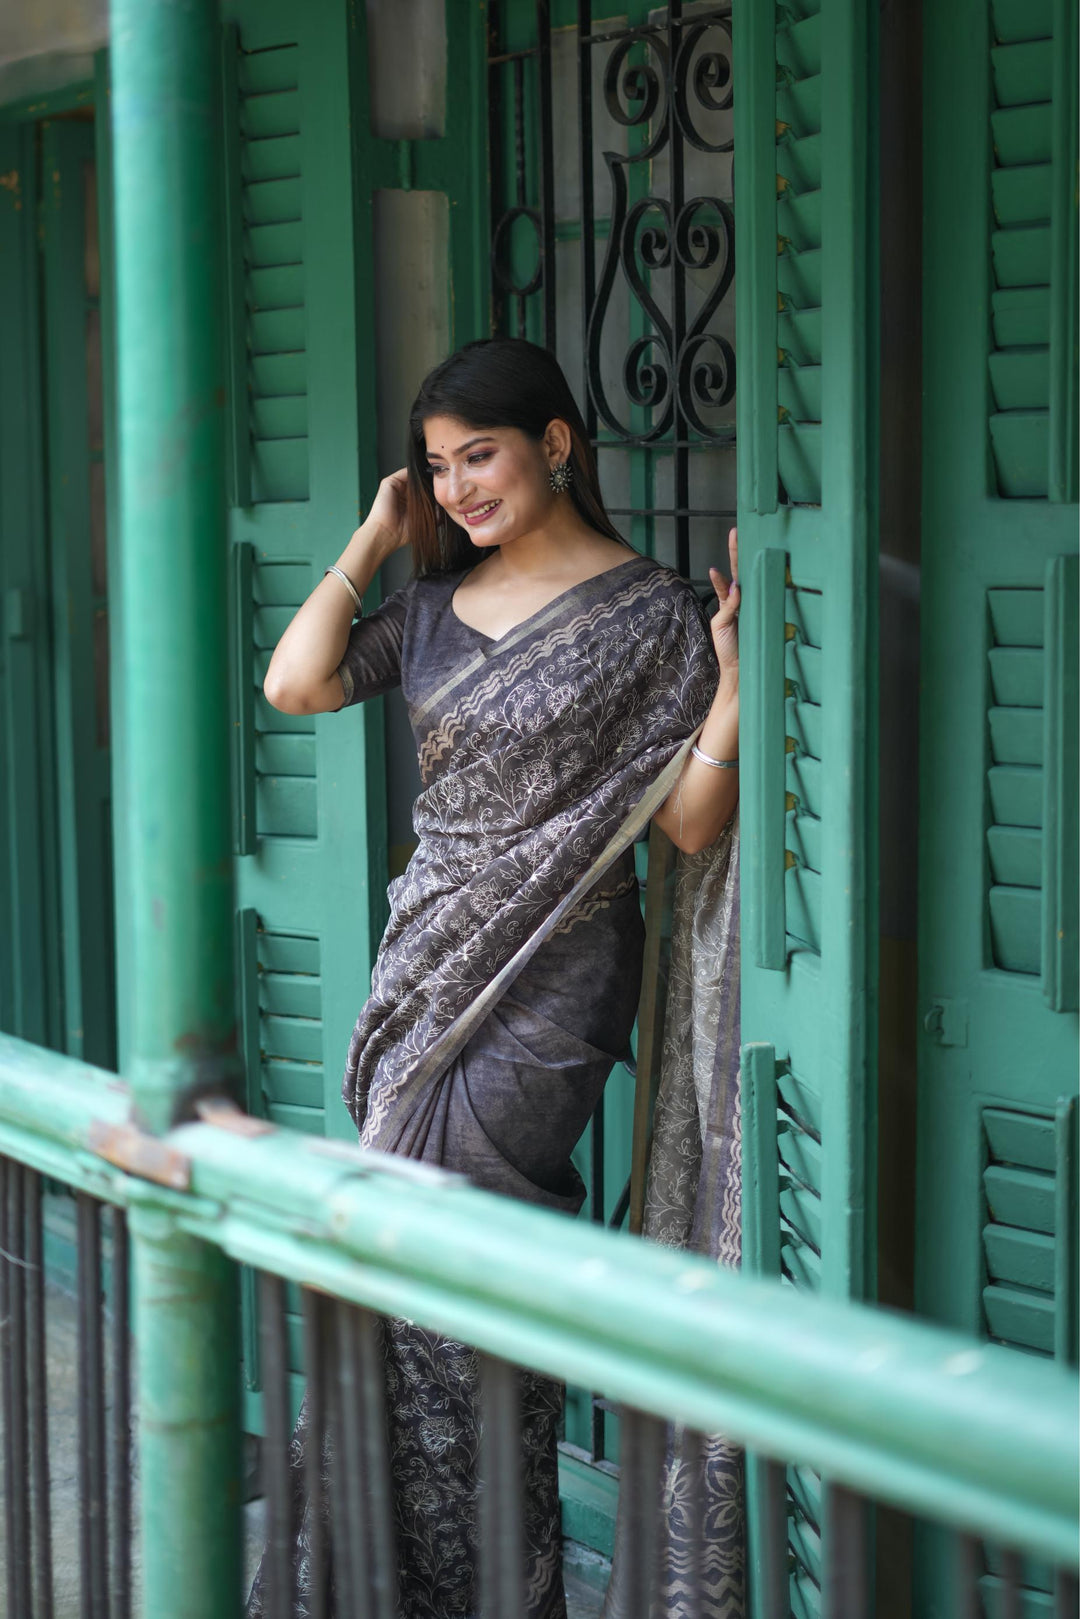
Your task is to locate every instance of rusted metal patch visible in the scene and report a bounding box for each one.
[88,1120,191,1190]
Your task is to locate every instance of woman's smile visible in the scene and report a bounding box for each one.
[461,498,503,527]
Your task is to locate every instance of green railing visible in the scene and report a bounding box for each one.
[1,1032,1077,1606]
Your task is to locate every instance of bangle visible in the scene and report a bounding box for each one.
[324,565,363,616]
[691,744,739,770]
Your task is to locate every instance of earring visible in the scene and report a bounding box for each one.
[550,461,573,494]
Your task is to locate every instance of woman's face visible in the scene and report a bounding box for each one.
[423,416,561,549]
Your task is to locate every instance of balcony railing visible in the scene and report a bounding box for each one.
[1,1032,1076,1617]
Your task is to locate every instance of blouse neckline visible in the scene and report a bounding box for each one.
[448,552,646,645]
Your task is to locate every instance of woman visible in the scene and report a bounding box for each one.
[253,338,740,1617]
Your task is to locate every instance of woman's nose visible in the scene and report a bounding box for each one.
[446,462,473,506]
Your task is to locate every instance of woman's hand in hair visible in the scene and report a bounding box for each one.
[361,468,411,558]
[707,527,739,675]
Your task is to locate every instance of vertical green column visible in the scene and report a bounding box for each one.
[109,0,241,1612]
[110,0,234,1132]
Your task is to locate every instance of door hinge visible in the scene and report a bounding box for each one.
[923,997,969,1047]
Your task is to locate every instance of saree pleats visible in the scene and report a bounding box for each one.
[603,814,744,1619]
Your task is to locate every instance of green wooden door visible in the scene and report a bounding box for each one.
[222,0,489,1420]
[40,117,118,1073]
[0,122,63,1052]
[918,1,1078,1606]
[734,0,878,1610]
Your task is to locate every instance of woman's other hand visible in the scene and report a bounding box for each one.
[707,526,739,675]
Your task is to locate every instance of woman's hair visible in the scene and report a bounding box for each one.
[404,337,626,575]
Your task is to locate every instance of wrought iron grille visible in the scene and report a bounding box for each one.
[0,1164,133,1618]
[249,1271,1080,1618]
[487,0,736,582]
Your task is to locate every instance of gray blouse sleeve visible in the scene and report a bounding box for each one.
[336,583,411,707]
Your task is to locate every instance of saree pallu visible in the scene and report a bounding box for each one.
[247,554,719,1617]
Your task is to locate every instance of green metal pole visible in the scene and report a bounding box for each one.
[110,0,235,1134]
[109,0,241,1612]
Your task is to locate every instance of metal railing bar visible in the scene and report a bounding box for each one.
[0,1039,1075,1569]
[300,1290,329,1615]
[158,1128,1078,1567]
[1055,1567,1080,1616]
[954,1533,982,1619]
[257,1270,292,1619]
[747,1455,788,1619]
[354,1304,398,1619]
[26,1168,54,1619]
[9,1163,31,1618]
[998,1548,1022,1619]
[478,1352,524,1619]
[76,1193,108,1619]
[821,1482,867,1618]
[333,1299,365,1619]
[1,1158,15,1618]
[679,1427,706,1619]
[620,1408,664,1617]
[110,1207,131,1619]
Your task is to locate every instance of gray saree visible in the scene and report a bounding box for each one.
[247,552,719,1618]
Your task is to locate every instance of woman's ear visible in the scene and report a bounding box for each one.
[543,418,573,467]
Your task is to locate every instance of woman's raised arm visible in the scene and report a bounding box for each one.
[652,526,740,854]
[262,472,408,715]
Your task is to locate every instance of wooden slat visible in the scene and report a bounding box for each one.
[256,774,317,837]
[251,352,307,397]
[244,220,304,268]
[988,589,1046,647]
[261,1057,324,1108]
[992,286,1051,347]
[987,825,1042,887]
[989,348,1050,411]
[989,413,1051,496]
[786,864,821,953]
[244,177,303,228]
[248,264,305,311]
[988,765,1043,828]
[992,103,1053,165]
[984,1162,1056,1232]
[256,733,317,779]
[984,1223,1055,1292]
[991,40,1053,105]
[989,706,1043,765]
[778,422,822,505]
[776,14,822,77]
[991,0,1053,43]
[988,647,1045,706]
[262,1011,322,1063]
[984,1106,1056,1170]
[983,1283,1056,1354]
[240,88,302,141]
[993,164,1053,227]
[252,395,309,441]
[251,439,310,504]
[260,968,322,1018]
[989,885,1042,972]
[237,42,299,96]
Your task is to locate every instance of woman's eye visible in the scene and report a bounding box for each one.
[429,465,447,478]
[467,452,493,466]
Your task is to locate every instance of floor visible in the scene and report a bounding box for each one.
[0,1282,606,1617]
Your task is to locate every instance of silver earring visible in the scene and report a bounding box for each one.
[550,461,572,494]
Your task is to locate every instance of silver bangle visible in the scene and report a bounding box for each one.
[324,565,363,616]
[691,744,739,770]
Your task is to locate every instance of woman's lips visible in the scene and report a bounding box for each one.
[462,500,502,527]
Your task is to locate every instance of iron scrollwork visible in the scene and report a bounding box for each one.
[587,14,735,446]
[487,2,736,577]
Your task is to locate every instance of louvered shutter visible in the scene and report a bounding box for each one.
[918,0,1078,1355]
[219,0,387,1424]
[221,0,386,1148]
[917,1,1078,1605]
[734,0,877,1610]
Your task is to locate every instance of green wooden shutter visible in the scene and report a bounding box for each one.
[735,0,878,1609]
[918,7,1078,1608]
[918,0,1078,1355]
[220,0,387,1150]
[219,0,388,1424]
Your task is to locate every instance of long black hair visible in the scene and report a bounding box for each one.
[404,338,627,576]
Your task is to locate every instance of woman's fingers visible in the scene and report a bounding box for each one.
[728,525,738,585]
[709,564,740,623]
